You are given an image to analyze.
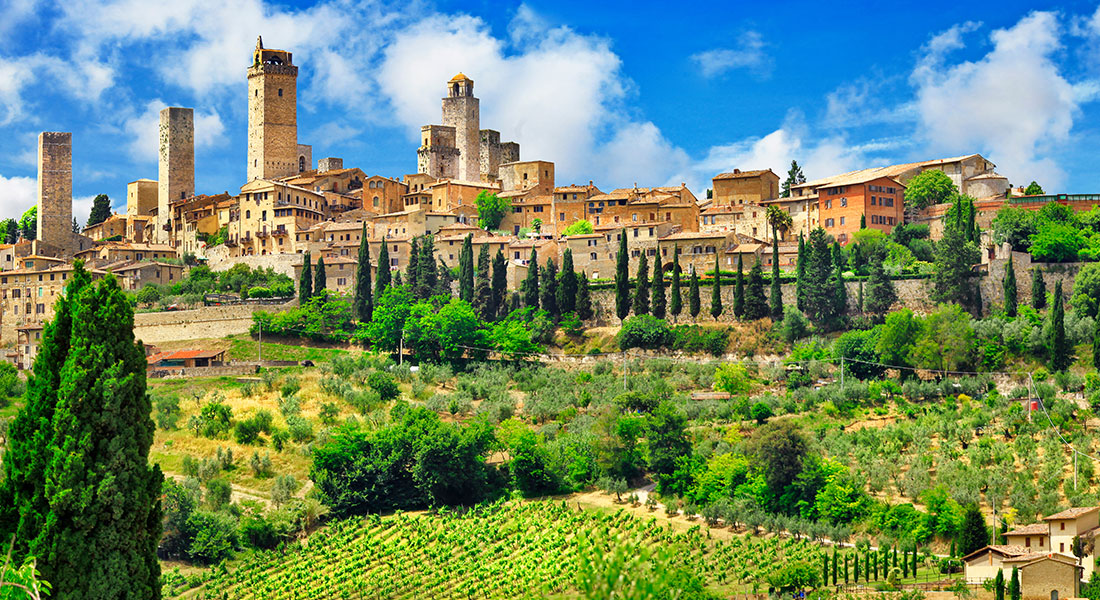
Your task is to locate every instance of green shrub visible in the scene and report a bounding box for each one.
[368,371,400,401]
[670,325,728,355]
[154,394,181,430]
[618,315,672,350]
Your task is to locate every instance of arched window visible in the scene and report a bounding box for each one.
[299,156,306,172]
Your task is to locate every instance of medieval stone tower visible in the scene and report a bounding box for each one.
[247,36,299,181]
[157,107,194,245]
[441,73,480,182]
[36,132,72,253]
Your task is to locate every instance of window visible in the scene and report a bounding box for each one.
[587,239,597,247]
[1061,523,1066,531]
[337,278,347,286]
[590,252,597,261]
[870,196,876,205]
[824,199,832,209]
[633,228,639,238]
[840,198,847,207]
[883,197,894,207]
[840,217,845,226]
[559,213,565,221]
[825,218,835,228]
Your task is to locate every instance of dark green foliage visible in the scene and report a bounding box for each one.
[1093,317,1100,371]
[743,261,768,320]
[254,292,356,343]
[957,503,990,556]
[541,258,559,319]
[1009,567,1020,600]
[1049,281,1071,372]
[375,238,391,296]
[647,402,691,494]
[688,271,700,318]
[416,235,437,299]
[796,233,806,311]
[523,250,540,309]
[770,235,783,320]
[508,430,562,497]
[87,193,111,227]
[20,206,36,241]
[669,246,682,318]
[651,252,666,319]
[473,244,493,320]
[750,402,773,424]
[1003,260,1017,317]
[314,255,327,293]
[299,251,313,302]
[744,420,806,510]
[633,252,650,315]
[781,160,805,198]
[353,224,373,322]
[615,231,630,320]
[831,260,847,321]
[994,568,1005,600]
[1031,268,1046,309]
[368,371,400,401]
[436,258,454,296]
[406,237,421,295]
[864,257,896,315]
[834,328,885,379]
[576,272,593,321]
[1,218,17,243]
[710,254,722,319]
[491,249,507,318]
[733,253,745,318]
[802,228,839,324]
[618,315,672,350]
[475,190,510,230]
[933,196,981,311]
[1024,181,1044,196]
[558,249,577,315]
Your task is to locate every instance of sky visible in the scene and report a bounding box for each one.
[2,0,1100,224]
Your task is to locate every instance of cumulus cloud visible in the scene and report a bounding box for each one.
[691,32,771,78]
[0,174,36,222]
[123,99,226,161]
[0,53,114,125]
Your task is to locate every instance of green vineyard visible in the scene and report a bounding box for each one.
[167,500,827,599]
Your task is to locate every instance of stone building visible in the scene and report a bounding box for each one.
[127,178,158,218]
[711,169,780,206]
[792,172,904,245]
[158,107,194,245]
[417,74,519,183]
[36,132,73,255]
[479,129,520,182]
[587,184,700,233]
[247,37,309,181]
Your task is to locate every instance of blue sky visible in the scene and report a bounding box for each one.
[2,0,1100,223]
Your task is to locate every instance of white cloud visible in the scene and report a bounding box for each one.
[691,32,771,78]
[911,12,1082,187]
[0,53,114,125]
[0,174,36,221]
[824,78,917,129]
[123,100,225,161]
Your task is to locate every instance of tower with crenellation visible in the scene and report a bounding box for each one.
[441,73,480,182]
[247,36,300,181]
[418,74,520,183]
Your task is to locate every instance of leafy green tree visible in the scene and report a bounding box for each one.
[710,253,722,319]
[523,250,539,309]
[375,237,391,296]
[864,256,896,315]
[1024,181,1044,196]
[669,246,682,320]
[558,248,577,315]
[365,285,412,352]
[745,420,807,512]
[314,255,327,293]
[1071,264,1100,318]
[992,206,1038,251]
[904,170,956,211]
[912,304,976,374]
[743,261,768,320]
[87,193,111,227]
[733,253,745,318]
[633,252,650,315]
[353,224,372,322]
[1031,267,1046,309]
[770,235,783,320]
[404,298,489,365]
[647,402,691,495]
[1093,317,1100,371]
[299,251,313,303]
[781,160,805,198]
[876,309,920,373]
[576,272,594,321]
[508,430,560,497]
[957,503,990,556]
[41,274,163,598]
[688,271,700,318]
[475,190,510,230]
[562,219,594,236]
[541,257,559,319]
[491,249,507,319]
[473,244,493,320]
[459,234,474,302]
[19,206,36,241]
[650,252,666,319]
[1003,259,1017,318]
[615,231,630,320]
[1049,280,1071,372]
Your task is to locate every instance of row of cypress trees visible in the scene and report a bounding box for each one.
[517,247,594,321]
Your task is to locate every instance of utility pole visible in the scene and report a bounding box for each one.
[257,321,262,362]
[399,332,404,366]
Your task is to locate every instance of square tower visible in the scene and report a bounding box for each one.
[441,73,479,182]
[36,132,72,253]
[247,36,299,181]
[158,107,194,245]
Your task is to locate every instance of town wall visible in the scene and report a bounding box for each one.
[206,245,304,278]
[134,303,271,344]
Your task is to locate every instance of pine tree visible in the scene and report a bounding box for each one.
[1003,259,1018,317]
[689,271,701,318]
[299,251,313,303]
[796,233,806,311]
[1031,267,1046,309]
[459,234,474,302]
[541,257,559,318]
[651,253,666,319]
[491,249,507,319]
[473,244,493,320]
[576,272,593,321]
[1050,280,1071,372]
[710,253,723,319]
[417,235,437,298]
[769,232,783,321]
[86,193,111,227]
[744,261,768,320]
[406,237,420,296]
[353,224,372,322]
[633,252,650,315]
[558,249,577,315]
[376,238,391,296]
[669,246,682,320]
[42,273,163,598]
[781,160,805,198]
[958,503,990,556]
[0,263,91,562]
[733,253,744,318]
[314,255,327,293]
[615,230,630,320]
[1008,567,1020,600]
[523,250,540,309]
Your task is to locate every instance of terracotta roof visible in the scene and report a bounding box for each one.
[1044,507,1100,521]
[961,545,1032,561]
[1003,553,1081,568]
[1006,523,1050,535]
[713,169,775,181]
[729,243,764,253]
[148,349,225,364]
[968,173,1008,180]
[702,205,744,215]
[449,72,470,82]
[555,185,598,193]
[659,231,730,241]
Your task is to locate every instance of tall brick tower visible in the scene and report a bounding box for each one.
[441,73,479,182]
[247,36,298,181]
[36,132,72,254]
[157,107,194,245]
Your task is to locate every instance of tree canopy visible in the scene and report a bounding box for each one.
[475,191,511,230]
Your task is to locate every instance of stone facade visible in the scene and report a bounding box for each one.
[442,74,480,182]
[711,169,780,205]
[296,144,312,174]
[247,37,299,181]
[36,132,72,255]
[127,178,158,218]
[157,107,195,245]
[417,125,460,179]
[419,74,519,183]
[317,157,343,173]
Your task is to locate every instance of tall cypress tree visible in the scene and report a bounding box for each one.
[1008,567,1020,600]
[1031,267,1046,309]
[417,235,437,298]
[689,270,701,318]
[299,251,313,303]
[831,260,847,321]
[796,233,806,311]
[314,255,327,294]
[473,244,493,319]
[43,273,163,598]
[353,224,372,322]
[523,249,540,308]
[1003,259,1017,317]
[436,258,454,296]
[541,257,559,318]
[994,569,1005,600]
[669,246,682,321]
[744,261,768,320]
[375,238,391,296]
[558,248,577,315]
[769,230,783,320]
[459,234,474,302]
[576,272,593,321]
[651,252,666,319]
[733,253,745,318]
[406,237,420,297]
[710,253,723,319]
[633,251,650,315]
[615,230,630,320]
[0,262,91,561]
[1050,280,1071,371]
[491,248,507,319]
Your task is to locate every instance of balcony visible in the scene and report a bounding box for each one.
[272,226,288,237]
[256,230,269,239]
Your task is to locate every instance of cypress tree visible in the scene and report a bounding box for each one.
[865,257,897,315]
[417,235,437,298]
[994,569,1005,600]
[1050,280,1071,371]
[576,272,594,321]
[864,550,870,582]
[710,252,722,319]
[314,255,327,294]
[0,262,91,562]
[873,551,878,581]
[299,251,313,303]
[651,252,666,318]
[769,230,783,320]
[1093,316,1100,371]
[854,550,860,582]
[733,253,744,318]
[1003,259,1018,317]
[844,553,849,584]
[796,233,806,311]
[860,213,866,229]
[669,246,683,320]
[541,257,559,318]
[375,238,391,296]
[744,261,768,320]
[406,237,420,295]
[911,547,918,577]
[892,546,898,570]
[832,547,839,585]
[523,249,540,309]
[459,234,474,302]
[1031,267,1046,309]
[832,260,847,320]
[436,258,454,296]
[558,248,577,315]
[392,271,402,286]
[491,249,507,319]
[473,244,493,319]
[42,273,163,598]
[689,271,701,318]
[822,553,829,588]
[857,281,864,313]
[1008,567,1020,600]
[615,230,630,320]
[633,252,650,315]
[353,224,372,322]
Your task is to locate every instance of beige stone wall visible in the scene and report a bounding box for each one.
[127,179,158,217]
[134,303,274,344]
[36,132,72,254]
[247,60,299,181]
[982,254,1079,312]
[442,94,479,181]
[157,107,194,245]
[207,249,303,279]
[500,161,555,195]
[1020,559,1079,600]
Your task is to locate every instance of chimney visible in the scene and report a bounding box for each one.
[733,168,741,174]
